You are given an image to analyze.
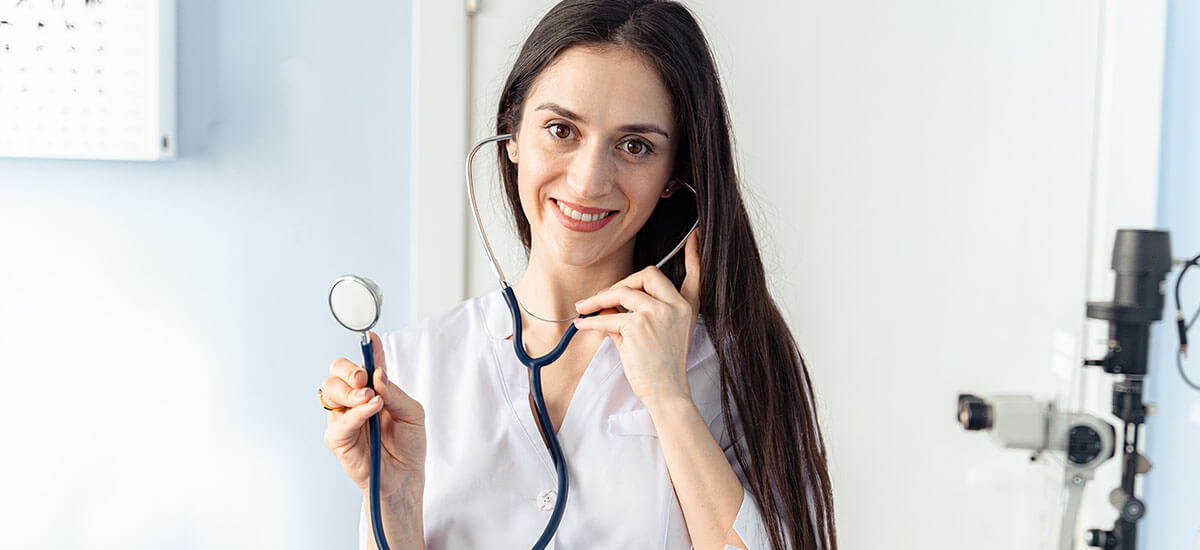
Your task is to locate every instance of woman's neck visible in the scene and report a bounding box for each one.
[511,246,634,324]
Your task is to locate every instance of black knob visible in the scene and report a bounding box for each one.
[1121,496,1146,521]
[1068,425,1103,465]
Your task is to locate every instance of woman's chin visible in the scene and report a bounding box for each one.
[543,241,613,269]
[530,232,632,271]
[552,249,606,268]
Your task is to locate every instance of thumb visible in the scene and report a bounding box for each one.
[369,331,387,377]
[680,228,701,312]
[368,331,424,423]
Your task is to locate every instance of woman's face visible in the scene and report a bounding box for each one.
[507,45,678,271]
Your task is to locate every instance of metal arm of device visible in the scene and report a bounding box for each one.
[957,395,1116,550]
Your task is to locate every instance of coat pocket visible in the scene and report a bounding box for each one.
[606,408,659,438]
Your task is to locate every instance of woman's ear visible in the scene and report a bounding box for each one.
[506,136,519,163]
[660,179,680,198]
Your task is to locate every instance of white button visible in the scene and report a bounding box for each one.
[536,489,557,511]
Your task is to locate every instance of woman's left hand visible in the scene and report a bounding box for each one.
[573,230,701,403]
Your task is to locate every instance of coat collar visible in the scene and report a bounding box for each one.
[479,287,517,340]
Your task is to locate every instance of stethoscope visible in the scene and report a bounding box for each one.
[328,133,698,550]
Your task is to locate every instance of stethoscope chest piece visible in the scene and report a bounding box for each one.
[329,275,383,338]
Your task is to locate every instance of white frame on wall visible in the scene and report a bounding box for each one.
[0,0,176,161]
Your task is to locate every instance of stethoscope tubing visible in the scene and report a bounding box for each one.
[501,285,594,549]
[362,337,390,550]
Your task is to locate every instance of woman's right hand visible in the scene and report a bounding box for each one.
[322,331,427,499]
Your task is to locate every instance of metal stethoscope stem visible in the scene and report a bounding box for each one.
[466,133,516,285]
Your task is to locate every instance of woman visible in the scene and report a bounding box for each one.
[320,1,837,548]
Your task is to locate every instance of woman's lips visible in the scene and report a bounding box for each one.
[549,198,618,233]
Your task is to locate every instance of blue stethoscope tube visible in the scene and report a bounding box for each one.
[361,336,390,550]
[500,284,599,549]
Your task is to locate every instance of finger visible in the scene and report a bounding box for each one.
[576,286,659,315]
[680,229,701,312]
[633,267,684,304]
[607,266,683,305]
[573,311,636,334]
[326,396,384,450]
[322,375,375,409]
[331,357,368,389]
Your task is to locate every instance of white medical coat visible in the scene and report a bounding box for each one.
[358,289,771,549]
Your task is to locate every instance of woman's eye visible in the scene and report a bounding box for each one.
[548,123,572,140]
[621,139,651,156]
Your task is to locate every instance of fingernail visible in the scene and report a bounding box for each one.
[379,369,388,385]
[359,388,372,399]
[369,396,381,405]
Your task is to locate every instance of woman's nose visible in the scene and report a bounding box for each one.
[566,142,616,199]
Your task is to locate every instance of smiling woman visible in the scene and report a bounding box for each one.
[321,1,838,549]
[489,3,838,549]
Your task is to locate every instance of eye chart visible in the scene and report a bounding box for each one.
[0,0,175,161]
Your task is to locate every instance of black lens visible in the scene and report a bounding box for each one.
[957,394,992,431]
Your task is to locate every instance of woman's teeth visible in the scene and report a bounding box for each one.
[557,200,613,223]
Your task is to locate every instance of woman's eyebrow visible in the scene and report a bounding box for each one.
[536,102,586,123]
[535,102,670,139]
[618,123,670,139]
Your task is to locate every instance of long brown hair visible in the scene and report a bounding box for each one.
[494,1,836,549]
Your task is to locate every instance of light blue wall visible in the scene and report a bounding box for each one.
[1144,1,1200,548]
[0,1,411,547]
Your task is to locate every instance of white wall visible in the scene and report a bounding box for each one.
[0,1,412,548]
[410,1,1164,549]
